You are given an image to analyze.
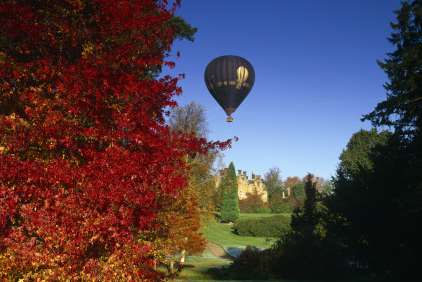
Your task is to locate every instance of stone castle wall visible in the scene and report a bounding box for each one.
[215,169,268,203]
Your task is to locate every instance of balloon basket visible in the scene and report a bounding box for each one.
[226,116,234,122]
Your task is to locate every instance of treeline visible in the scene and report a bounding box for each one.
[221,1,422,280]
[239,167,330,214]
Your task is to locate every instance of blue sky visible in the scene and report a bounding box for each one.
[170,0,401,180]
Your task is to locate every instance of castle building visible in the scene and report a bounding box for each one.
[215,169,268,203]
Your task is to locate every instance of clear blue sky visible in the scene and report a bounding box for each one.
[170,0,401,180]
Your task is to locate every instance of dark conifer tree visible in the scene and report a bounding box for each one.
[219,162,240,222]
[332,1,422,278]
[363,0,422,136]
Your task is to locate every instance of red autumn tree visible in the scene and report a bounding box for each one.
[146,172,206,276]
[0,0,228,280]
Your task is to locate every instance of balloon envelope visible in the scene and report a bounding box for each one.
[204,55,255,121]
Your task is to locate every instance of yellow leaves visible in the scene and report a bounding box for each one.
[67,0,84,10]
[82,42,95,58]
[4,112,30,131]
[45,138,57,150]
[89,234,100,243]
[0,51,5,63]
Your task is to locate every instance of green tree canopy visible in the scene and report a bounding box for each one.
[337,129,391,178]
[219,162,240,222]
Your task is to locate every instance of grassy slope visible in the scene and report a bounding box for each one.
[179,213,291,280]
[202,213,290,250]
[177,256,231,280]
[202,219,274,250]
[239,213,291,220]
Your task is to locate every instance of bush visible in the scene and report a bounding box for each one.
[233,215,291,237]
[270,198,294,213]
[268,190,297,213]
[225,246,272,280]
[256,207,271,213]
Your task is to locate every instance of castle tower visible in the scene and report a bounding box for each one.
[215,168,269,203]
[238,171,268,202]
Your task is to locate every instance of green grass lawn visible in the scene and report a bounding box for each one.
[201,213,290,250]
[178,256,299,281]
[239,213,291,220]
[202,219,274,250]
[177,213,292,280]
[178,256,320,281]
[177,256,232,280]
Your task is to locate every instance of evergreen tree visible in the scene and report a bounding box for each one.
[290,174,318,244]
[271,174,341,279]
[328,2,422,276]
[357,1,422,278]
[337,129,391,177]
[219,162,240,222]
[325,2,422,279]
[363,0,422,136]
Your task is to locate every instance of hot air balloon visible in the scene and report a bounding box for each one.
[204,55,255,122]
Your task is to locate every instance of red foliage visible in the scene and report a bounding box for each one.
[0,0,228,279]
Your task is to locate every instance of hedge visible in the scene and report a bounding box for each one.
[270,200,294,213]
[233,215,291,237]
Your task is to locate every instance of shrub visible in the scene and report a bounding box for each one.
[233,215,291,237]
[270,196,294,213]
[256,207,272,213]
[272,203,293,213]
[225,246,272,280]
